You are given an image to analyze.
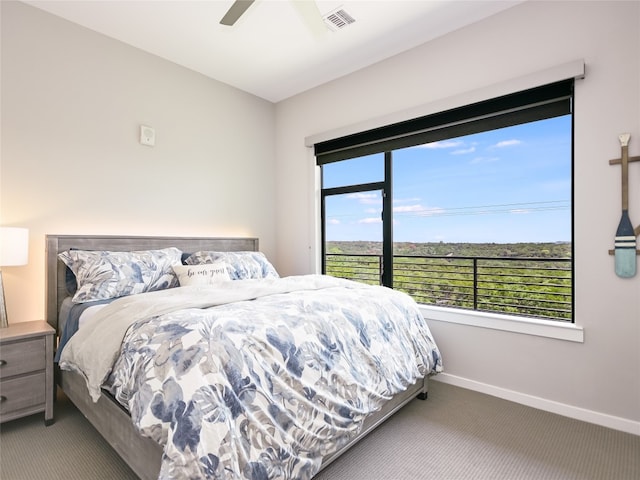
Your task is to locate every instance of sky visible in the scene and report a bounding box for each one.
[323,115,572,244]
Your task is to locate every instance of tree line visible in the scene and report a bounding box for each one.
[327,241,571,258]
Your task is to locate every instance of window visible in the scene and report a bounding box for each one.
[317,80,574,322]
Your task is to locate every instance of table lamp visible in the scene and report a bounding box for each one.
[0,227,29,328]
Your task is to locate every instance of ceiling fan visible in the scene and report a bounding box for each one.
[220,0,329,36]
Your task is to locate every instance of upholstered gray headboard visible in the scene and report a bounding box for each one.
[45,234,259,332]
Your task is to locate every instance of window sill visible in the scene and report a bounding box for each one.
[419,305,584,343]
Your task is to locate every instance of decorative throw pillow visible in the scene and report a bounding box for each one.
[184,251,279,280]
[58,247,183,303]
[172,263,231,286]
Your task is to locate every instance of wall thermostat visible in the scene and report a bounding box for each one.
[140,125,155,146]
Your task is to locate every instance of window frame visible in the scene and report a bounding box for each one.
[315,80,574,164]
[317,79,576,325]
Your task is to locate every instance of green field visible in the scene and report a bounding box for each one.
[325,241,573,321]
[327,241,571,258]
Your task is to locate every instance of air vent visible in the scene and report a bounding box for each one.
[323,8,355,31]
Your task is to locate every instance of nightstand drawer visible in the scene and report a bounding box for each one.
[0,371,46,416]
[0,338,46,379]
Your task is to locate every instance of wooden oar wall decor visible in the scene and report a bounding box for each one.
[609,133,640,278]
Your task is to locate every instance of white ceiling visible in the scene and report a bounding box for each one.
[25,0,524,103]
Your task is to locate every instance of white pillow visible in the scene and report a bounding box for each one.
[184,251,279,280]
[172,263,231,286]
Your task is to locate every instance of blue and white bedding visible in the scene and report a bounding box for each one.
[59,274,442,480]
[54,297,111,362]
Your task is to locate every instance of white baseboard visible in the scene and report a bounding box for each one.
[432,373,640,436]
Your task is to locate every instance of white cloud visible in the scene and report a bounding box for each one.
[494,139,522,148]
[510,209,531,214]
[394,204,424,213]
[452,147,476,155]
[347,192,380,205]
[418,140,463,149]
[358,217,382,224]
[328,218,341,225]
[415,207,446,217]
[393,204,445,217]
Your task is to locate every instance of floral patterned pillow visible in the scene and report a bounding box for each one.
[59,247,183,303]
[184,251,279,280]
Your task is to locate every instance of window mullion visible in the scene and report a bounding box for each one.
[382,152,393,288]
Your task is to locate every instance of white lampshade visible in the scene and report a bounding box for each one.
[0,227,29,266]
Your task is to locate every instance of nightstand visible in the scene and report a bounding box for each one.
[0,320,55,426]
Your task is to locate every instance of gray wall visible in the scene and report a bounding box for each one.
[275,1,640,430]
[1,1,277,322]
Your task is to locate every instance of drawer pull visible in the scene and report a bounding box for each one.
[0,396,6,403]
[0,360,6,366]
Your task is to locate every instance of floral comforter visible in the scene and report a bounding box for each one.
[59,275,442,480]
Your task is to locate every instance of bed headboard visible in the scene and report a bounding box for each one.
[45,234,259,332]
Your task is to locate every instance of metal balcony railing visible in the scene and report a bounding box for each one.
[325,254,573,322]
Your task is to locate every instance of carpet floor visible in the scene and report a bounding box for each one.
[1,380,638,479]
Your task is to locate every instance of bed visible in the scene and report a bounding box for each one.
[46,234,442,480]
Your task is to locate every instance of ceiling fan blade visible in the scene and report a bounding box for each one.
[291,0,328,37]
[220,0,255,26]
